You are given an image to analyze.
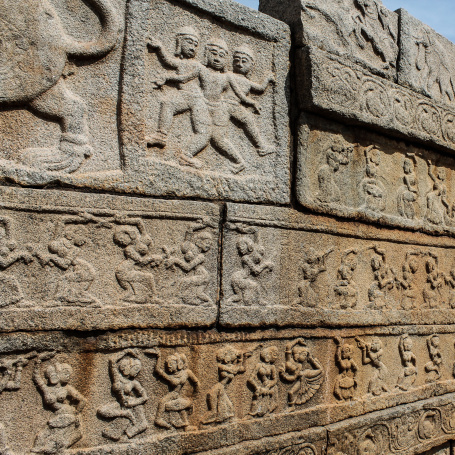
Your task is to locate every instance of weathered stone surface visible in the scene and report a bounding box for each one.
[0,0,290,204]
[297,113,455,236]
[259,0,399,79]
[296,48,455,154]
[0,186,220,332]
[0,327,455,454]
[221,203,455,328]
[398,9,455,107]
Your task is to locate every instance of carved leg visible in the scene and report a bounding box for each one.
[210,128,246,174]
[21,79,92,173]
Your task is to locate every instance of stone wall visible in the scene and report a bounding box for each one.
[1,0,455,453]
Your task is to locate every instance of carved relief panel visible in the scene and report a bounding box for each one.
[260,0,399,79]
[0,0,125,181]
[398,9,455,107]
[120,0,290,203]
[221,203,455,328]
[0,328,455,454]
[0,186,220,332]
[297,114,455,237]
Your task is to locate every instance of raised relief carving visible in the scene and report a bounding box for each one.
[425,161,453,227]
[395,334,417,391]
[112,216,164,305]
[146,348,199,431]
[33,214,99,307]
[97,350,148,441]
[164,221,215,306]
[359,146,387,213]
[397,155,419,220]
[423,253,445,308]
[425,334,443,382]
[0,0,121,173]
[399,251,421,310]
[32,352,87,454]
[316,144,353,204]
[355,336,389,396]
[0,352,36,394]
[294,247,333,307]
[147,33,274,174]
[0,216,33,308]
[279,338,324,411]
[227,224,274,307]
[333,337,358,401]
[203,346,252,425]
[367,245,396,310]
[247,347,279,418]
[333,249,359,309]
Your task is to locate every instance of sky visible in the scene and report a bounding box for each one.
[236,0,455,43]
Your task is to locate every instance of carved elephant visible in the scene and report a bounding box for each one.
[0,0,122,173]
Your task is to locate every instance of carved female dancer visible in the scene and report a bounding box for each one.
[146,349,199,431]
[247,346,279,418]
[333,337,358,401]
[279,338,324,411]
[397,155,419,220]
[422,253,444,309]
[424,334,443,382]
[113,215,163,304]
[359,145,387,213]
[97,349,148,441]
[203,346,251,425]
[425,161,450,226]
[32,352,86,454]
[395,334,417,391]
[356,336,389,396]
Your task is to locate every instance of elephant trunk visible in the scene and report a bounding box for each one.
[64,0,122,58]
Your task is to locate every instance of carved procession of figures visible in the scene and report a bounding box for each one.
[1,333,455,452]
[146,27,275,174]
[0,212,216,310]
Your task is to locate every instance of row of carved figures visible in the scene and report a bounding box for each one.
[0,335,452,453]
[229,224,455,310]
[0,214,215,309]
[316,143,455,226]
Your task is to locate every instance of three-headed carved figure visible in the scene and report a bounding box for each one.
[147,31,273,173]
[0,352,36,394]
[424,334,443,383]
[399,251,421,310]
[422,252,445,309]
[97,350,148,441]
[33,213,99,307]
[203,346,253,425]
[146,348,199,431]
[333,249,359,309]
[247,346,279,418]
[359,145,387,213]
[356,336,389,396]
[0,0,121,173]
[0,216,33,308]
[228,223,274,306]
[367,245,397,310]
[32,352,87,454]
[279,338,324,412]
[112,215,164,304]
[395,334,417,391]
[315,144,353,204]
[425,160,452,226]
[294,247,333,308]
[333,337,358,401]
[351,0,398,70]
[164,221,214,305]
[397,154,419,220]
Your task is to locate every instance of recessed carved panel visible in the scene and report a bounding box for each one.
[0,187,220,331]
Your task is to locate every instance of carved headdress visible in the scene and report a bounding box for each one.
[206,37,229,53]
[234,44,255,62]
[175,26,199,56]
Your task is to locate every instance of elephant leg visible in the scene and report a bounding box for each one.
[20,79,92,173]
